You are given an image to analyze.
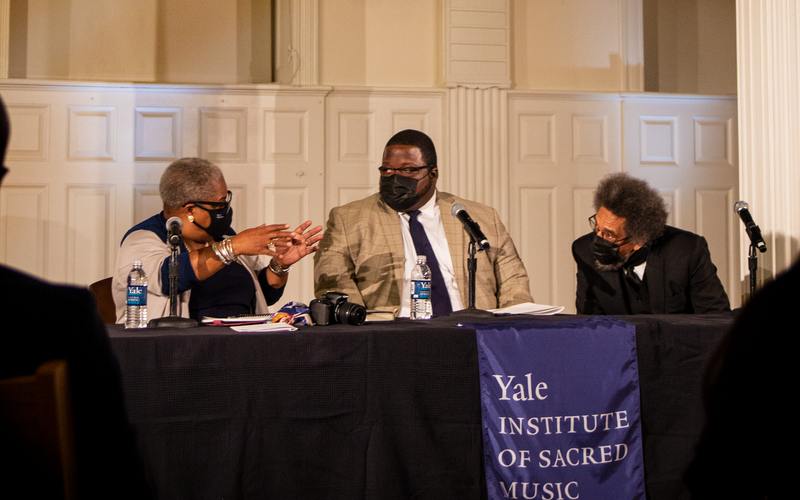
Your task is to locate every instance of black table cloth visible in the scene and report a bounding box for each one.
[108,313,734,500]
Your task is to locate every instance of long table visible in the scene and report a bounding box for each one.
[108,314,733,500]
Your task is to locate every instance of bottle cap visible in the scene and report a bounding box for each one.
[417,255,427,262]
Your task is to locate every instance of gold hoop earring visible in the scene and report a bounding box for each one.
[188,215,194,223]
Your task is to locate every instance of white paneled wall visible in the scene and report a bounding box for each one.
[0,82,328,309]
[508,93,623,309]
[623,95,739,308]
[324,88,445,216]
[0,82,737,312]
[508,92,738,311]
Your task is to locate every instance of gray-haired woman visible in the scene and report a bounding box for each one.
[112,157,321,323]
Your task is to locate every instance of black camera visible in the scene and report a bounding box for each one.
[309,291,367,326]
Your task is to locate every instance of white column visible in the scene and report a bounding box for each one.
[441,0,511,219]
[292,0,318,86]
[0,0,9,79]
[622,0,645,91]
[445,86,509,220]
[274,0,318,85]
[737,0,800,295]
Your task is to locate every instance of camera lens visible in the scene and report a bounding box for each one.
[335,301,367,326]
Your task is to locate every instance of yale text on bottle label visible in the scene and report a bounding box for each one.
[411,280,431,300]
[127,285,148,306]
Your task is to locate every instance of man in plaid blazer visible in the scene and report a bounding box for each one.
[314,130,532,316]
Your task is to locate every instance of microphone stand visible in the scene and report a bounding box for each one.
[743,217,766,302]
[148,239,198,328]
[734,201,767,301]
[450,238,495,318]
[748,241,759,300]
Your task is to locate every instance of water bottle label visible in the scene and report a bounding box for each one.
[411,279,431,300]
[127,285,148,306]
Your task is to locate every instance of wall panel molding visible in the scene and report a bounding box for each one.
[639,116,678,165]
[696,187,736,299]
[133,185,160,228]
[263,110,308,162]
[199,107,247,162]
[337,186,374,208]
[572,187,595,242]
[135,107,181,161]
[657,188,679,227]
[519,186,556,305]
[572,115,609,164]
[391,111,429,137]
[66,185,114,284]
[517,114,555,164]
[694,117,734,167]
[68,106,116,161]
[0,184,48,276]
[229,184,247,230]
[336,111,376,163]
[6,104,50,160]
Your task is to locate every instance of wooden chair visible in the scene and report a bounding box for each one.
[89,276,116,323]
[0,360,78,500]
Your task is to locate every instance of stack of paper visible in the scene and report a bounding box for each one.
[488,302,564,315]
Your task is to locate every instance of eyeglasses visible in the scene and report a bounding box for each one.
[185,190,232,210]
[589,214,629,245]
[377,165,434,177]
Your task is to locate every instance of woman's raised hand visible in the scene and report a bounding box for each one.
[231,224,293,256]
[273,220,323,267]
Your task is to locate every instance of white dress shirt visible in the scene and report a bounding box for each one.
[396,191,464,317]
[634,262,647,281]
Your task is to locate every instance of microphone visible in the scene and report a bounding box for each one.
[734,201,767,253]
[166,216,183,247]
[452,203,490,250]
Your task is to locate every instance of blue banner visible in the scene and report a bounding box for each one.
[472,318,645,500]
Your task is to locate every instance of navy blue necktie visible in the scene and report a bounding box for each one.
[407,210,453,316]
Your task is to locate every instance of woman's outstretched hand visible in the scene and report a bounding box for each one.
[273,220,323,267]
[231,223,293,256]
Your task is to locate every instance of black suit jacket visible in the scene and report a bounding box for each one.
[0,265,151,499]
[572,226,731,315]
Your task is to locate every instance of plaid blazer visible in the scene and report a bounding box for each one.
[313,191,532,311]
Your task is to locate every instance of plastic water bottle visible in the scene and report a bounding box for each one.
[125,260,148,329]
[410,255,432,320]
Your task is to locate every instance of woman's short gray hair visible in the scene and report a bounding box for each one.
[594,172,668,244]
[159,158,224,209]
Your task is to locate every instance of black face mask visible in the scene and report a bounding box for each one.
[591,233,623,267]
[192,206,233,241]
[380,175,422,212]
